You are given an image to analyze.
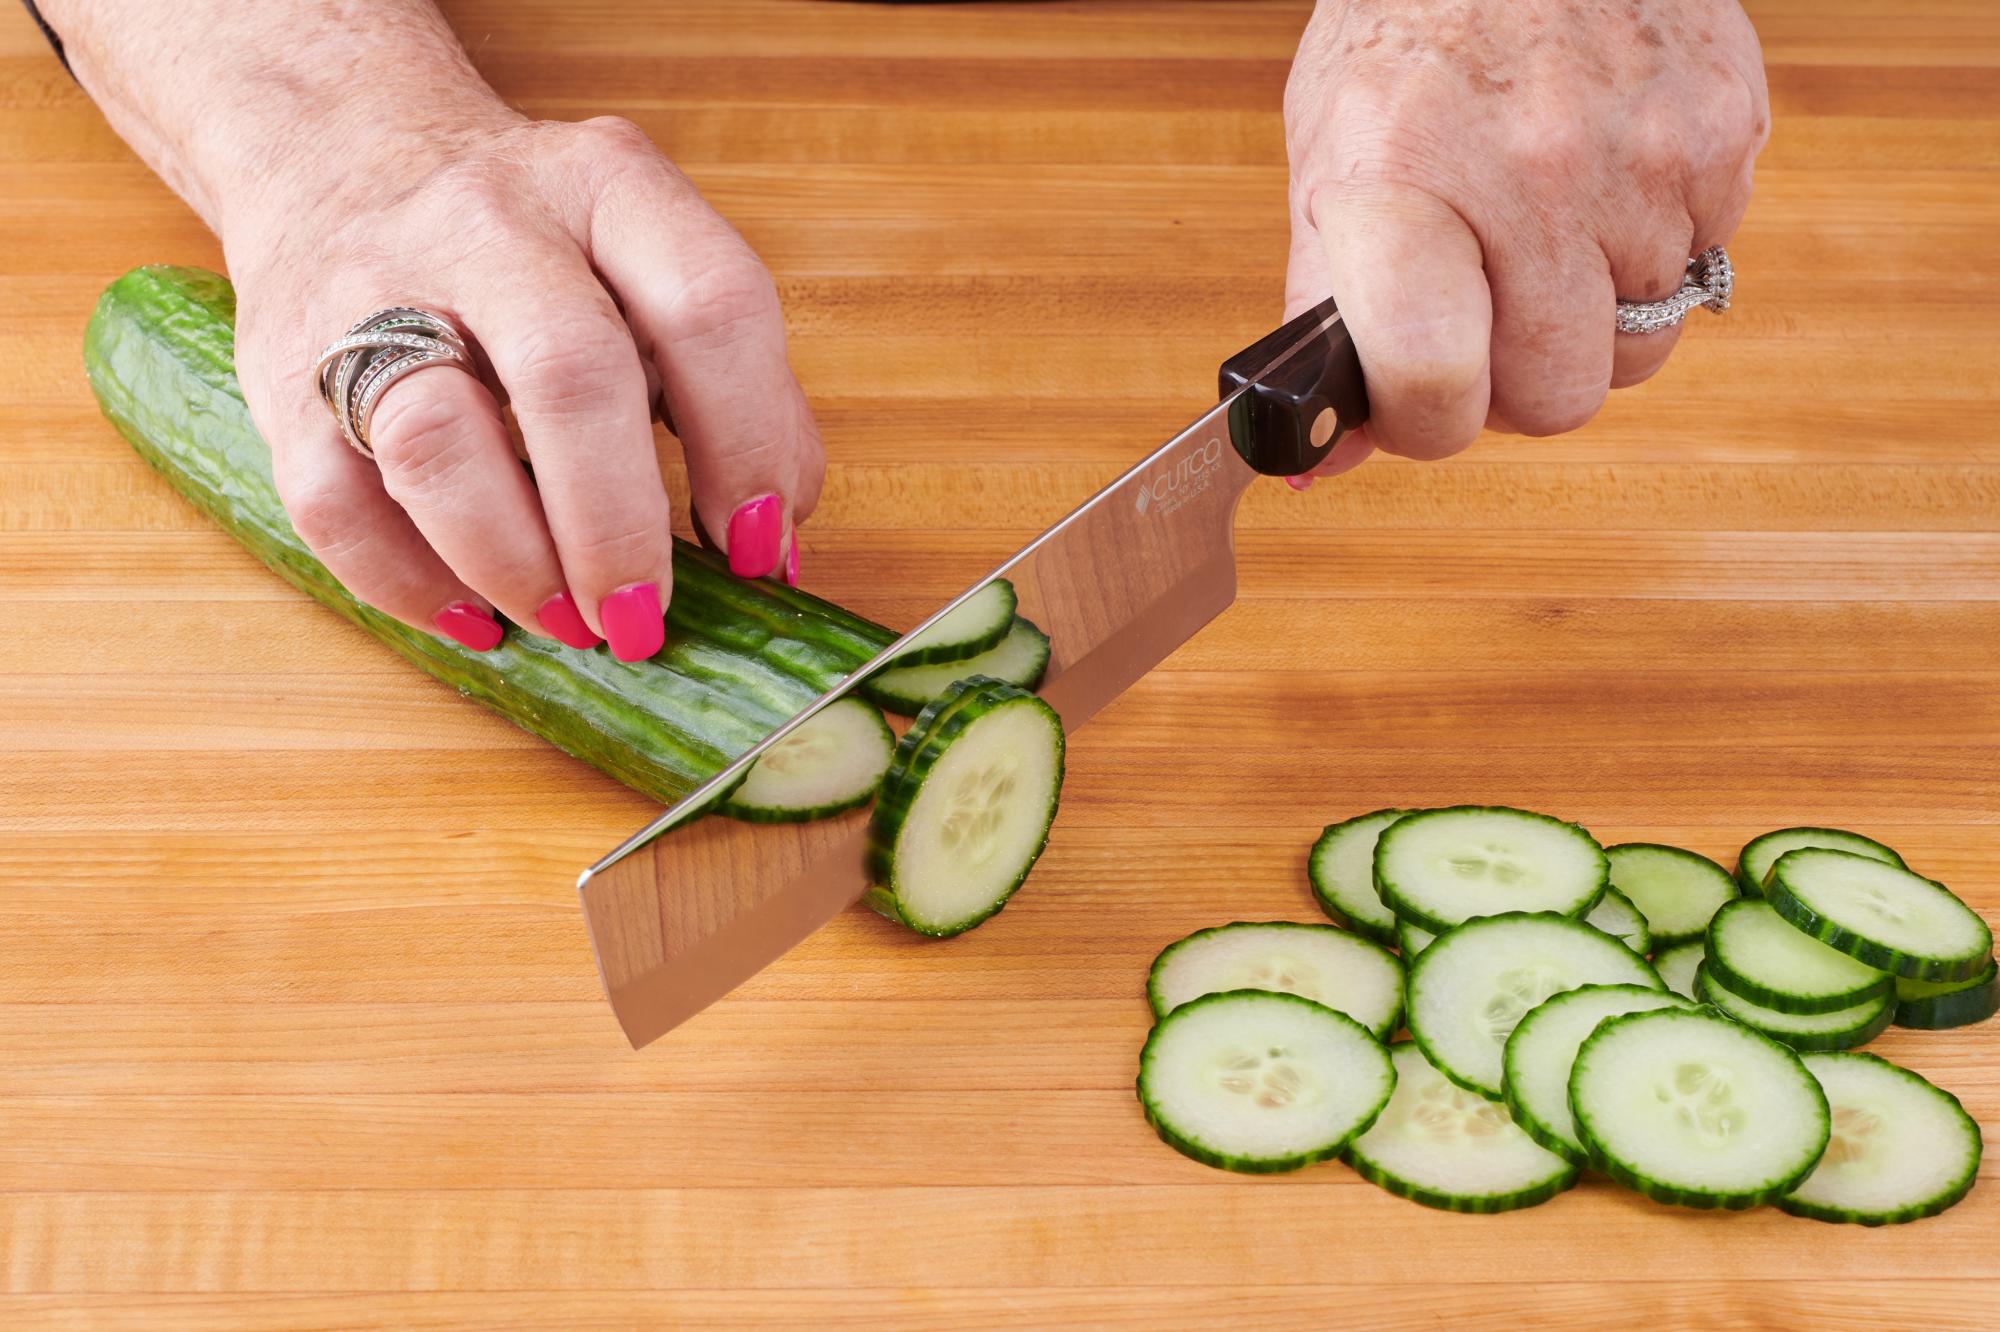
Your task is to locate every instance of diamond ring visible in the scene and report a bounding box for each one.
[1615,246,1733,336]
[312,306,475,456]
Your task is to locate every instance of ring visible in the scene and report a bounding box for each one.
[312,306,475,456]
[1615,245,1733,336]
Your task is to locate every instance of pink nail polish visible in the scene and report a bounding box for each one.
[727,493,783,578]
[1286,474,1316,492]
[434,601,503,652]
[783,540,799,587]
[601,581,665,662]
[536,590,602,650]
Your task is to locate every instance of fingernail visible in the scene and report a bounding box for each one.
[726,493,783,578]
[601,581,665,662]
[536,590,602,650]
[434,601,503,652]
[1286,474,1315,492]
[783,539,799,587]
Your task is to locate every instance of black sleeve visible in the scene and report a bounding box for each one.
[18,0,71,74]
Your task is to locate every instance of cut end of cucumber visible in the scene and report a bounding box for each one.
[1147,922,1405,1039]
[1696,963,1894,1053]
[718,697,894,823]
[1781,1052,1982,1226]
[1893,959,1999,1031]
[1502,983,1694,1165]
[1654,940,1705,1001]
[1570,1006,1829,1210]
[881,578,1018,670]
[1766,849,1993,983]
[1375,806,1608,934]
[1309,808,1413,946]
[1583,884,1651,957]
[864,616,1050,716]
[1704,897,1890,1016]
[1737,827,1905,897]
[1606,843,1738,948]
[1138,990,1396,1174]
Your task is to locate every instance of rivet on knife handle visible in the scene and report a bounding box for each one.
[1217,294,1370,477]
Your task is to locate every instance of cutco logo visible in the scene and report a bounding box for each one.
[1134,437,1225,518]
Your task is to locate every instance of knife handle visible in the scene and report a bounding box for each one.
[1218,294,1369,477]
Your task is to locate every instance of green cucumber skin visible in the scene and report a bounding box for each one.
[865,681,1064,937]
[1778,1053,1983,1226]
[1703,899,1894,1016]
[1765,852,1993,984]
[1138,992,1395,1175]
[84,266,894,806]
[884,580,1018,669]
[1696,965,1895,1053]
[1375,806,1609,936]
[863,675,996,884]
[1307,808,1412,949]
[863,617,1051,717]
[1736,827,1906,896]
[1893,960,2000,1030]
[1570,1006,1830,1211]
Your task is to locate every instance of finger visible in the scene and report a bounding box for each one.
[365,360,601,648]
[589,156,823,584]
[1285,425,1376,491]
[455,247,675,663]
[1485,236,1616,437]
[1609,220,1695,390]
[1309,180,1490,461]
[1283,186,1334,322]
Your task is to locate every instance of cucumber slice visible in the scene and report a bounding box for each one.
[1605,843,1738,948]
[1343,1041,1578,1213]
[1570,1006,1830,1210]
[1398,920,1437,958]
[1653,939,1705,1000]
[1502,984,1694,1165]
[1781,1052,1982,1226]
[1405,912,1663,1101]
[862,617,1050,716]
[881,579,1017,669]
[718,697,894,823]
[1766,849,1993,983]
[1137,990,1396,1174]
[865,681,1063,936]
[1737,827,1905,896]
[1894,959,2000,1031]
[1696,964,1894,1052]
[1374,806,1609,934]
[1146,922,1405,1039]
[1704,898,1891,1015]
[1309,808,1413,947]
[1584,885,1651,956]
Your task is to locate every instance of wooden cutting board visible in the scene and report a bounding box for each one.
[2,0,1995,1325]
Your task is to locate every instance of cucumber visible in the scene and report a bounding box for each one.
[82,266,897,806]
[717,697,894,823]
[1704,898,1891,1016]
[1583,885,1651,956]
[1309,808,1413,947]
[1570,1006,1830,1210]
[1405,912,1663,1101]
[1398,920,1437,958]
[1696,964,1895,1052]
[862,617,1050,716]
[1653,939,1705,1000]
[1893,960,2000,1031]
[1343,1042,1578,1213]
[1765,849,1993,983]
[881,579,1017,669]
[1501,984,1694,1165]
[1605,843,1738,948]
[1780,1052,1982,1226]
[1737,827,1905,896]
[1136,990,1396,1174]
[1374,806,1609,934]
[865,680,1063,936]
[1146,922,1404,1038]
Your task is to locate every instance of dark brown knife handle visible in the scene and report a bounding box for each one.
[1218,294,1369,477]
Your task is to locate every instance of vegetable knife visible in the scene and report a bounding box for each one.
[578,297,1369,1048]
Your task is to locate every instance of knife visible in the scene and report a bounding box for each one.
[577,295,1368,1048]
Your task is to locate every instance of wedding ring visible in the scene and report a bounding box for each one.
[1615,245,1733,336]
[312,306,474,456]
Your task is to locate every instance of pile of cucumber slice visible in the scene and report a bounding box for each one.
[1137,806,1991,1226]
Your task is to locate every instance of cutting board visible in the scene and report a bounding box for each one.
[2,0,1995,1325]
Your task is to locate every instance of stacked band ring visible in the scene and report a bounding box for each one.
[313,306,474,457]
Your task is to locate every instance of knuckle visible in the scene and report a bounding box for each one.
[659,255,782,352]
[563,513,668,573]
[574,114,657,159]
[281,476,377,564]
[1503,108,1596,183]
[504,314,638,413]
[369,389,489,498]
[1498,385,1606,438]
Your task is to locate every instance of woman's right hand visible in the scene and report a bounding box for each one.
[228,111,823,660]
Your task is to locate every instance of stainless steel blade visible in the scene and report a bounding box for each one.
[577,395,1259,1048]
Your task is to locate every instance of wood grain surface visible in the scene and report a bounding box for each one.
[3,0,1996,1326]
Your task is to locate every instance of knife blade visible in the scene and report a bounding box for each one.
[577,295,1368,1048]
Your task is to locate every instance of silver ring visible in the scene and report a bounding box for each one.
[312,306,474,456]
[1615,245,1733,336]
